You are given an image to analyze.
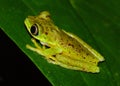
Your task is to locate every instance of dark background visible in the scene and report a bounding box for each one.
[0,29,51,86]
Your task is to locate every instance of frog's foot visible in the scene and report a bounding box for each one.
[26,44,44,55]
[31,38,41,49]
[26,38,44,55]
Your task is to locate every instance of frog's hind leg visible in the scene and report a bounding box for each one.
[54,54,100,73]
[46,56,58,64]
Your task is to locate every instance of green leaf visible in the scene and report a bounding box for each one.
[0,0,120,86]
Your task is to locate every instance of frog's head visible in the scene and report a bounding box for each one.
[24,15,43,40]
[24,11,58,45]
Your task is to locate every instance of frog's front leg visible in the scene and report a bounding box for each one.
[26,38,62,58]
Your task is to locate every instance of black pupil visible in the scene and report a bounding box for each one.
[30,24,38,35]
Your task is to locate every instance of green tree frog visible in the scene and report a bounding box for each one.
[24,11,105,73]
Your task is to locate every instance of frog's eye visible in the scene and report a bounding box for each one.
[30,24,39,36]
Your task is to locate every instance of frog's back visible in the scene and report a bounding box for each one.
[57,30,99,65]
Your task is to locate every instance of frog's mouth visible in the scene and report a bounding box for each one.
[41,41,48,46]
[40,41,50,48]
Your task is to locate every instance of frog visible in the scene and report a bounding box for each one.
[24,11,105,73]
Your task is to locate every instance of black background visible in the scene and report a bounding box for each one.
[0,29,52,86]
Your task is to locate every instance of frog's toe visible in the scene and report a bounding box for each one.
[31,38,36,43]
[26,44,35,50]
[31,38,41,49]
